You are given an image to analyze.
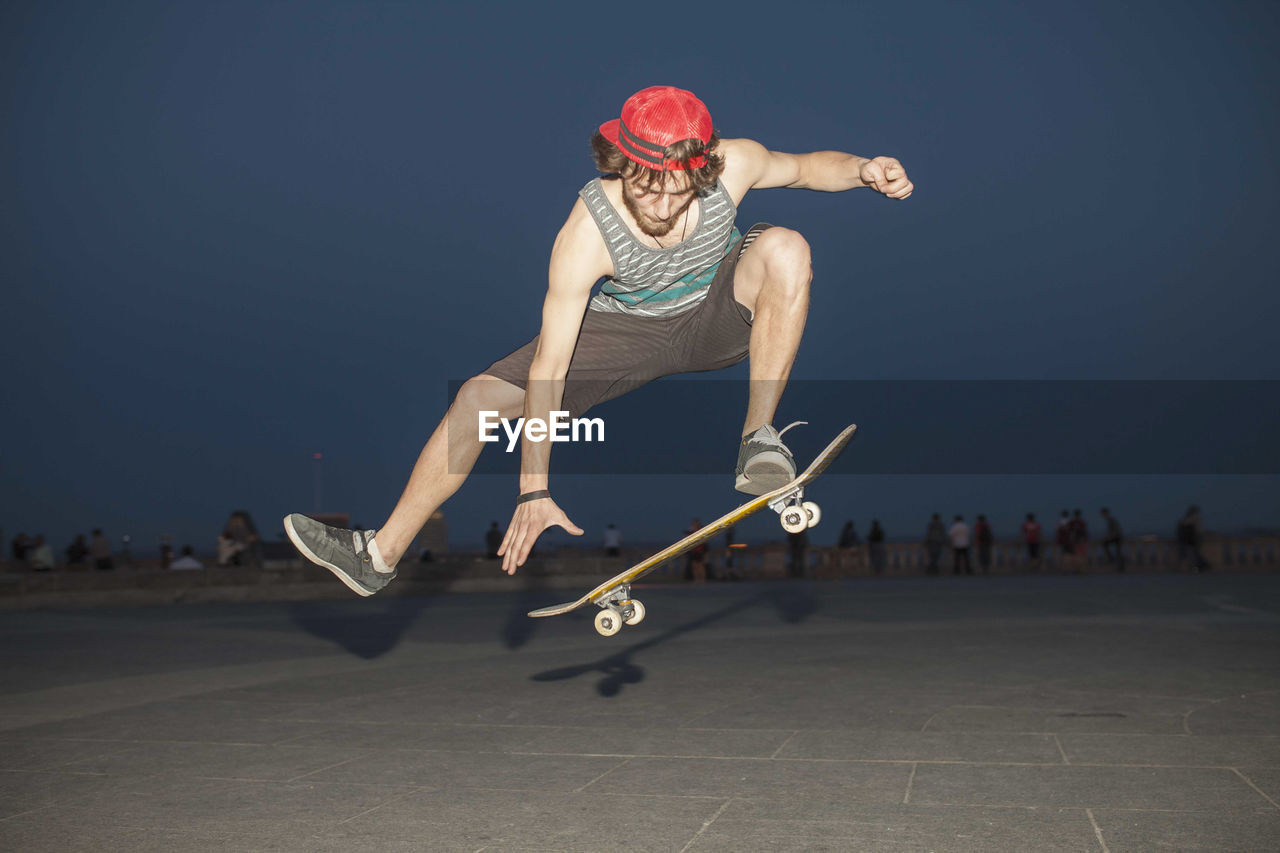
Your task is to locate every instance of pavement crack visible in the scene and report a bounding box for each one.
[769,731,801,759]
[0,804,58,824]
[1085,808,1110,853]
[1053,734,1071,764]
[1232,768,1280,809]
[287,754,365,783]
[902,761,918,804]
[336,785,429,825]
[919,710,943,732]
[679,797,734,853]
[573,756,632,793]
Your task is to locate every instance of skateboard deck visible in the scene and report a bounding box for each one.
[528,423,857,635]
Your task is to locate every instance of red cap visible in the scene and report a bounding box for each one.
[599,86,713,172]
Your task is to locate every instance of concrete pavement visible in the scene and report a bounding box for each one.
[1,573,1278,851]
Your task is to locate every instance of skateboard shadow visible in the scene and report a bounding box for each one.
[772,581,821,623]
[529,591,770,697]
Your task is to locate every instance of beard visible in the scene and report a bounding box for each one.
[621,189,692,239]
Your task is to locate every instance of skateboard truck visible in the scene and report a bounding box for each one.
[768,485,822,534]
[592,584,645,637]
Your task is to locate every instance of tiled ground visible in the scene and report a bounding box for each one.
[1,573,1277,851]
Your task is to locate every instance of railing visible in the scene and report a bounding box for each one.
[635,537,1280,579]
[1,536,1275,611]
[3,537,1276,584]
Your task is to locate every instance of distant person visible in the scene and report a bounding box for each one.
[787,527,810,579]
[11,532,32,565]
[685,518,708,582]
[1100,508,1125,572]
[924,513,946,575]
[485,522,503,559]
[868,519,887,575]
[280,85,913,594]
[1056,510,1073,570]
[837,520,861,571]
[1069,509,1089,571]
[159,536,174,570]
[974,514,994,574]
[722,524,739,579]
[1021,513,1042,571]
[65,534,89,566]
[170,546,204,570]
[602,523,622,557]
[90,528,113,571]
[949,515,972,575]
[1177,505,1210,572]
[223,511,261,568]
[29,535,54,571]
[217,531,242,567]
[838,520,859,548]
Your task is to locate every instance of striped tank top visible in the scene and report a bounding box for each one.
[580,177,739,317]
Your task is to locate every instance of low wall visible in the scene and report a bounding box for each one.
[797,536,1280,577]
[0,537,1275,611]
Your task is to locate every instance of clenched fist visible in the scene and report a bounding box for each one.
[861,156,913,199]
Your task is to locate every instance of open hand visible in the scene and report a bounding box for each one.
[497,496,583,575]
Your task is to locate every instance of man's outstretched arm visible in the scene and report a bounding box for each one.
[720,137,913,201]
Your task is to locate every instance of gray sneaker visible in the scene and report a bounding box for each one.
[735,421,805,495]
[283,514,395,597]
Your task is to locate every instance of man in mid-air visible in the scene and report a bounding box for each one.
[284,85,913,593]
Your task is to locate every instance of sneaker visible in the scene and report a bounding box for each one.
[283,514,395,597]
[735,421,805,495]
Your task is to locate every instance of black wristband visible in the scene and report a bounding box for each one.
[516,490,551,504]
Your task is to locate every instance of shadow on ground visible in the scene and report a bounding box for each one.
[528,584,821,697]
[288,557,475,657]
[288,563,823,661]
[289,597,438,659]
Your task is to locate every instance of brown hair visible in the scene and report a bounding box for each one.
[590,130,725,193]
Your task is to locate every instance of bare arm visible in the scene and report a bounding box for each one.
[719,137,913,204]
[519,199,609,491]
[498,199,609,573]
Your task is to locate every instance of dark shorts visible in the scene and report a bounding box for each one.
[485,223,770,417]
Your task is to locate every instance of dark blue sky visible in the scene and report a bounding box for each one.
[3,1,1278,554]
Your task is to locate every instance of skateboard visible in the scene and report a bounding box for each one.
[527,423,857,636]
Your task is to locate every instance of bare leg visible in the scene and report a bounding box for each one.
[375,374,525,565]
[731,228,813,436]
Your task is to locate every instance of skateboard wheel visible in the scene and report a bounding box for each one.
[802,501,821,528]
[594,609,622,637]
[623,599,645,626]
[781,507,808,534]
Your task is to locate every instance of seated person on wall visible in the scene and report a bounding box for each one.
[219,510,262,567]
[29,535,55,571]
[217,533,244,566]
[170,546,204,570]
[65,534,89,566]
